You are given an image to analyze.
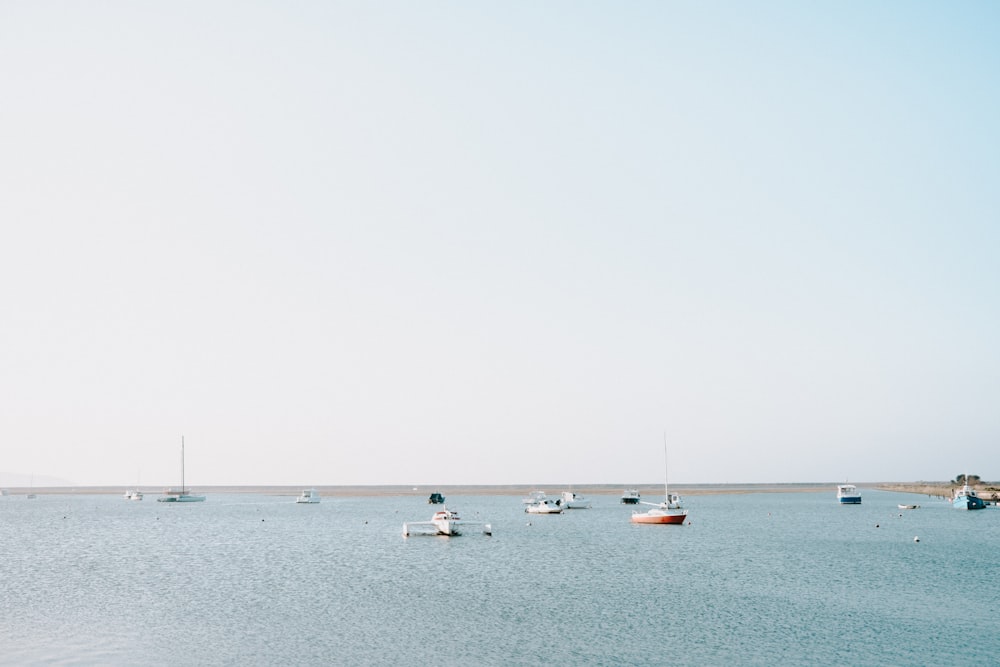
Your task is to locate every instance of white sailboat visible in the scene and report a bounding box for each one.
[157,437,205,503]
[630,435,687,525]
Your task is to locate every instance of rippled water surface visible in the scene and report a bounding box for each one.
[2,490,999,665]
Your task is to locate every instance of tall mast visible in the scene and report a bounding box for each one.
[663,432,669,501]
[181,436,186,494]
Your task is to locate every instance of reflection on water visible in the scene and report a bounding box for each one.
[2,490,999,665]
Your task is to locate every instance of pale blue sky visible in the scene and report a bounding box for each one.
[2,2,998,487]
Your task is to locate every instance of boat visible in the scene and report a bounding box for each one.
[898,504,919,510]
[836,484,862,505]
[157,437,206,503]
[296,488,320,504]
[124,489,143,501]
[428,492,445,504]
[522,490,547,504]
[631,504,687,524]
[525,499,564,514]
[402,506,492,537]
[558,491,591,509]
[620,489,641,504]
[952,478,986,510]
[630,439,687,525]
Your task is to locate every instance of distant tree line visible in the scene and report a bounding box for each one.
[954,474,981,484]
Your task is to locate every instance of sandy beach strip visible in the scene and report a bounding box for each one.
[1,481,938,498]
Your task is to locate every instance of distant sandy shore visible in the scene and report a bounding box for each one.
[10,481,994,498]
[875,482,1000,502]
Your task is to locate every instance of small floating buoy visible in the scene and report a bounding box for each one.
[875,524,880,528]
[914,536,920,542]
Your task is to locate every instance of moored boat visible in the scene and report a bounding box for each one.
[631,505,688,524]
[898,504,919,510]
[157,437,205,503]
[952,481,985,510]
[620,489,641,504]
[630,437,688,525]
[428,492,445,504]
[402,507,491,537]
[296,488,320,504]
[525,499,564,514]
[836,484,862,504]
[124,489,143,501]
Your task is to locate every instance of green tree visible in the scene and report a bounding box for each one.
[954,474,981,485]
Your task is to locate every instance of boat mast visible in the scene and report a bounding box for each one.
[663,432,669,502]
[181,436,186,494]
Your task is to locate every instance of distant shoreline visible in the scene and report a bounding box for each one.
[5,481,992,498]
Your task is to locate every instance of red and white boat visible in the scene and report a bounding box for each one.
[631,438,688,525]
[630,499,688,525]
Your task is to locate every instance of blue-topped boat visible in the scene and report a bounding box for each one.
[836,484,861,504]
[952,482,986,510]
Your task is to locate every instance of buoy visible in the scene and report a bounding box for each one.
[914,536,920,542]
[875,524,880,528]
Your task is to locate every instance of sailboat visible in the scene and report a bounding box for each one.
[157,437,205,502]
[630,436,688,525]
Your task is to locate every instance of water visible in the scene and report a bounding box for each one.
[2,490,999,666]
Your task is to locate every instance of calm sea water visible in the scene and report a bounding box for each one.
[2,489,998,666]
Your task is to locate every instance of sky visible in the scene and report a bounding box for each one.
[2,2,998,488]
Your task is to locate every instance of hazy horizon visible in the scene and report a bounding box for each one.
[3,3,998,487]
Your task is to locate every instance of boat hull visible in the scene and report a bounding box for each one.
[838,497,862,505]
[433,520,457,535]
[157,494,205,503]
[953,496,986,510]
[631,511,687,525]
[525,506,563,514]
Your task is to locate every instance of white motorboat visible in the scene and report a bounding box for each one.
[525,499,564,514]
[837,484,862,505]
[124,489,143,501]
[402,507,492,537]
[296,488,320,504]
[558,491,591,509]
[620,489,641,504]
